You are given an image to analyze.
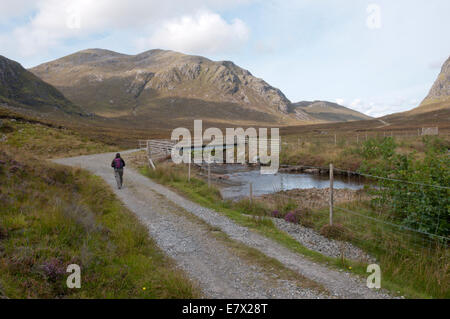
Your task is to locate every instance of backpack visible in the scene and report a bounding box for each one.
[113,158,123,169]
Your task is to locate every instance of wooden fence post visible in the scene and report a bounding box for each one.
[208,161,211,188]
[329,163,334,226]
[148,158,156,170]
[334,133,337,146]
[249,182,253,203]
[188,159,191,182]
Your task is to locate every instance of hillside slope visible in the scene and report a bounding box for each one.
[289,101,372,122]
[30,49,299,125]
[0,55,86,117]
[0,116,199,298]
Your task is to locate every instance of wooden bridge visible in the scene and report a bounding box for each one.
[138,137,256,156]
[138,137,279,167]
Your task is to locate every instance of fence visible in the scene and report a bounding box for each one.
[421,127,439,136]
[248,162,449,258]
[284,128,449,147]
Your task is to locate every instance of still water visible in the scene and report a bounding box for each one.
[219,168,364,199]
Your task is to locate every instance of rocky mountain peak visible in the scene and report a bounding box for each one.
[423,56,450,103]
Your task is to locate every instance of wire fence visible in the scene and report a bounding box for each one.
[283,128,449,147]
[244,162,449,261]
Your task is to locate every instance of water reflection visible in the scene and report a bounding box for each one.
[219,169,364,199]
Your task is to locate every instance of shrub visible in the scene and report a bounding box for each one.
[360,137,397,160]
[320,223,352,241]
[284,211,299,223]
[360,137,450,237]
[39,258,66,282]
[294,209,314,228]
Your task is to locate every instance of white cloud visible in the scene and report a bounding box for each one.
[0,0,38,20]
[350,98,361,108]
[139,10,249,55]
[1,0,253,57]
[335,98,344,105]
[343,96,419,118]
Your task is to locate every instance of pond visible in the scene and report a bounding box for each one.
[217,168,364,200]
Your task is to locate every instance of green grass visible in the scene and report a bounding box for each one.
[1,119,117,158]
[135,164,372,288]
[0,146,200,299]
[280,133,450,171]
[135,160,449,299]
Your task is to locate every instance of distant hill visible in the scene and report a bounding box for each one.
[0,55,85,116]
[288,100,372,122]
[30,49,369,127]
[30,49,299,126]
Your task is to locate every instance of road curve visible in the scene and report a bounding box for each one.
[53,150,392,299]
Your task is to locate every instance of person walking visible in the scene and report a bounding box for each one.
[111,153,125,189]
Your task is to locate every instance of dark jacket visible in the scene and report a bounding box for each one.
[111,157,126,169]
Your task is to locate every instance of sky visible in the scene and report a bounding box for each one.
[0,0,449,117]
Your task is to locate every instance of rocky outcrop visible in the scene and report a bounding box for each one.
[422,56,450,104]
[127,71,155,98]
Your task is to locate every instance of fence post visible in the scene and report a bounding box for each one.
[188,158,191,182]
[329,163,334,226]
[334,133,337,146]
[249,182,253,203]
[148,158,156,170]
[208,160,211,188]
[357,134,359,144]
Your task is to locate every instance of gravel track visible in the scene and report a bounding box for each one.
[53,150,392,299]
[270,218,376,262]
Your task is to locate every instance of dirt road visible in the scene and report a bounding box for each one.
[53,150,392,299]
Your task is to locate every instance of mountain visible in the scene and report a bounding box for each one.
[0,55,85,116]
[30,49,299,126]
[288,100,372,122]
[409,55,450,115]
[382,55,450,128]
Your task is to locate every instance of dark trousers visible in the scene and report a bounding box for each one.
[114,168,124,188]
